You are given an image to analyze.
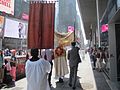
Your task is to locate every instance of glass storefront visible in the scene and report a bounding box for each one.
[115,24,120,81]
[100,0,117,79]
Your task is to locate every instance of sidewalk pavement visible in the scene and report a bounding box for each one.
[1,51,111,90]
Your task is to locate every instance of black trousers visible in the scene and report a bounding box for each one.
[48,61,53,85]
[93,58,97,68]
[69,65,78,87]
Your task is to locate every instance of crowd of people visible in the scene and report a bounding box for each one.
[0,49,17,88]
[89,45,109,72]
[0,48,29,88]
[3,48,27,56]
[25,42,82,90]
[0,41,82,89]
[0,43,110,90]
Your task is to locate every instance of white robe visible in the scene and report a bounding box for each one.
[25,58,51,90]
[54,55,69,77]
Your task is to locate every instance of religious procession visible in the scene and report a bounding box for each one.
[0,0,116,90]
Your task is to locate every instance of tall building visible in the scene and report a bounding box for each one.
[0,0,29,49]
[56,0,77,33]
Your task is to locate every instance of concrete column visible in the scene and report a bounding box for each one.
[96,0,100,47]
[96,0,108,47]
[0,38,2,49]
[108,23,117,82]
[93,32,96,45]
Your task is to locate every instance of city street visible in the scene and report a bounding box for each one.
[1,52,111,90]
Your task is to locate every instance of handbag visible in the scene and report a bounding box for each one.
[6,62,11,71]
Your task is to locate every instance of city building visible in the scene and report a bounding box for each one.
[78,0,120,89]
[0,0,29,49]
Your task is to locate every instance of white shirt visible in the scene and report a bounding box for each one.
[25,58,51,90]
[41,49,53,61]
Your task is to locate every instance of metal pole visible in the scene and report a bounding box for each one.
[20,34,23,50]
[90,29,92,47]
[96,0,100,47]
[20,38,22,50]
[74,21,75,41]
[95,31,96,45]
[0,38,2,49]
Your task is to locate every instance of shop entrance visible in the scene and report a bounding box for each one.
[115,24,120,81]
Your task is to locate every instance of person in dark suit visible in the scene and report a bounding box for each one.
[68,42,81,89]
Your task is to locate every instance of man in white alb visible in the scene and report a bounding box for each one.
[25,48,51,90]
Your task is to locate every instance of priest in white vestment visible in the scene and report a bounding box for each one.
[25,48,51,90]
[54,45,69,82]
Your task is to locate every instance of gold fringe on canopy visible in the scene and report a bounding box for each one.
[28,0,58,3]
[54,31,74,47]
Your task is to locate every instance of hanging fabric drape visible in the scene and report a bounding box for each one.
[28,1,55,49]
[54,31,74,47]
[27,0,58,5]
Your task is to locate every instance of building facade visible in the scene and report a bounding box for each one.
[98,0,120,89]
[0,0,29,50]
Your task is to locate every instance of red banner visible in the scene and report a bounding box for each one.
[28,2,55,49]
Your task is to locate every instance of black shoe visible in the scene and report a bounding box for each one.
[72,87,76,89]
[0,83,6,89]
[58,78,64,83]
[99,69,102,72]
[68,83,72,87]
